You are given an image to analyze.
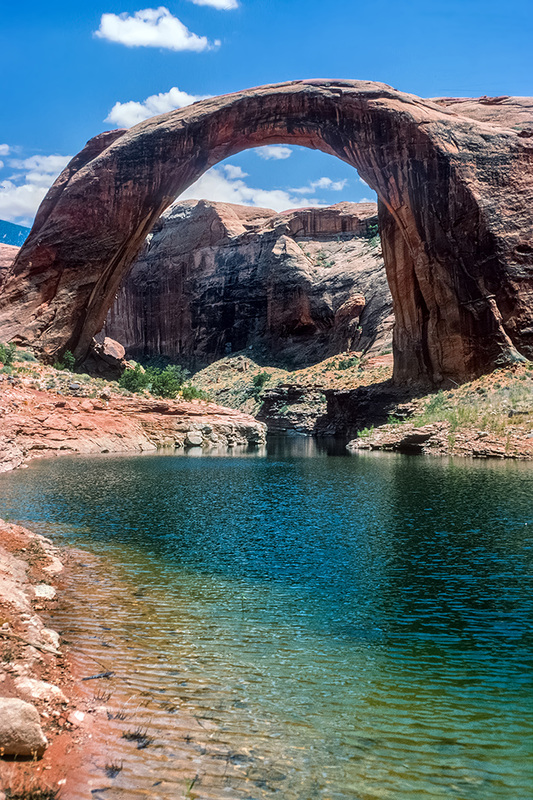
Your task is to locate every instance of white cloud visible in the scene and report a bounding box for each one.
[255,145,293,161]
[292,177,348,194]
[187,0,238,8]
[0,162,3,171]
[95,7,215,52]
[177,166,320,212]
[223,164,247,179]
[0,153,71,225]
[0,145,9,156]
[105,86,211,128]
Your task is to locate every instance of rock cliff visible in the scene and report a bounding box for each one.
[103,200,392,369]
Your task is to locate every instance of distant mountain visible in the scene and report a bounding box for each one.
[0,220,31,247]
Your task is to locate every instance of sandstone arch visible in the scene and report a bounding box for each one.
[0,80,532,384]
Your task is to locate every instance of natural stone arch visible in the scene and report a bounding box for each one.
[0,79,531,385]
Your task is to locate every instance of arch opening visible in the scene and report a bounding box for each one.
[101,149,388,372]
[0,79,530,386]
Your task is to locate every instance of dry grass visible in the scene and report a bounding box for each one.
[402,365,533,435]
[192,351,393,415]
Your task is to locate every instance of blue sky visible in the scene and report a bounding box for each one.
[1,0,532,224]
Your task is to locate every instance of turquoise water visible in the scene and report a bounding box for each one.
[0,444,532,799]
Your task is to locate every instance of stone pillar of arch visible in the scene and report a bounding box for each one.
[0,80,531,385]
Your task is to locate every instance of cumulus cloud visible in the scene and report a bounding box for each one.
[187,0,238,8]
[0,145,9,156]
[0,153,71,225]
[292,177,348,194]
[95,7,216,52]
[222,164,247,179]
[177,166,319,212]
[105,86,211,127]
[255,146,292,161]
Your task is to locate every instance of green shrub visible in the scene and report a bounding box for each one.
[53,350,76,371]
[14,348,37,363]
[146,364,187,399]
[118,363,189,398]
[252,371,270,390]
[181,383,210,401]
[357,425,375,438]
[315,250,334,268]
[365,221,381,249]
[118,364,148,393]
[0,342,16,366]
[387,414,402,425]
[337,356,359,370]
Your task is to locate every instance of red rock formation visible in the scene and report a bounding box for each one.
[0,381,266,471]
[0,244,18,286]
[0,81,531,385]
[103,200,391,368]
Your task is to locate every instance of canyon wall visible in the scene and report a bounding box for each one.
[103,200,393,369]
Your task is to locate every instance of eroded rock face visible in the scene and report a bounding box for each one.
[0,244,18,285]
[103,200,392,369]
[0,379,267,461]
[0,81,532,385]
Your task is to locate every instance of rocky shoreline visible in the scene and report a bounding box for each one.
[347,419,533,459]
[0,376,267,475]
[0,519,85,797]
[0,365,268,795]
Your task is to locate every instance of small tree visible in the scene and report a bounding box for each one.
[146,365,188,399]
[119,364,148,393]
[53,350,76,370]
[0,342,16,366]
[252,371,270,390]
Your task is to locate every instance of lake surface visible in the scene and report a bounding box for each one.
[0,443,532,799]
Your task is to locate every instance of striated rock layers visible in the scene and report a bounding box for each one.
[102,200,392,369]
[0,381,266,471]
[0,81,532,385]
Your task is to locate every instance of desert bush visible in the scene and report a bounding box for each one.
[337,356,359,370]
[0,342,16,366]
[14,348,37,363]
[252,371,270,390]
[181,383,210,401]
[118,364,148,393]
[53,350,75,370]
[146,364,188,398]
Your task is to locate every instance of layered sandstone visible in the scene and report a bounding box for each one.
[0,81,532,385]
[103,200,392,369]
[0,377,266,473]
[0,244,18,286]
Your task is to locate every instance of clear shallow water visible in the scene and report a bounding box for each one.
[0,444,532,799]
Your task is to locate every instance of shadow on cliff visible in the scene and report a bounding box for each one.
[257,377,428,438]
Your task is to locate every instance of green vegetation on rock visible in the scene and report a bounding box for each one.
[118,363,208,401]
[0,342,16,366]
